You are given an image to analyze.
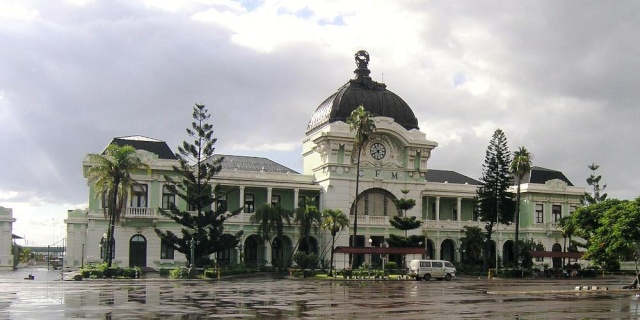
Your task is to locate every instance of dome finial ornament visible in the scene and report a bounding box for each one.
[354,50,371,79]
[355,50,370,68]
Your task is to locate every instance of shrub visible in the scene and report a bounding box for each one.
[293,252,318,270]
[385,261,398,270]
[169,267,190,279]
[79,263,140,279]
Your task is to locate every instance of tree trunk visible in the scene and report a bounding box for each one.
[514,181,522,268]
[106,181,120,268]
[352,145,362,269]
[330,232,336,276]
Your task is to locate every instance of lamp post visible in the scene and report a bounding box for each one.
[190,238,195,269]
[368,237,373,267]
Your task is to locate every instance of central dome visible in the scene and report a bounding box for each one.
[306,50,419,133]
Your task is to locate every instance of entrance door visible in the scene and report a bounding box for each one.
[129,235,147,268]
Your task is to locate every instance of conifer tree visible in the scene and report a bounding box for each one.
[583,163,608,205]
[476,129,515,271]
[154,104,241,268]
[387,190,424,266]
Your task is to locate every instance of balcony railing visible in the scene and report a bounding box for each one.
[349,215,389,225]
[126,207,158,218]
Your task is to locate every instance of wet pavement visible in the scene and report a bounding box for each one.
[1,267,640,319]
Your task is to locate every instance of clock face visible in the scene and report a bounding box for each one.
[370,142,386,160]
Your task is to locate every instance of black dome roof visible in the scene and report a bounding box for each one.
[307,50,419,133]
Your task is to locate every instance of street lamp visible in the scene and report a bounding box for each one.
[368,237,373,267]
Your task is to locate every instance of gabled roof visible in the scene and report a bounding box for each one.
[213,154,299,174]
[425,169,480,185]
[526,166,574,186]
[106,136,177,160]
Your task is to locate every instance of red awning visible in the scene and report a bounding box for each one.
[527,250,584,259]
[333,246,425,254]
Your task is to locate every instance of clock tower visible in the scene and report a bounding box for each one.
[302,51,438,256]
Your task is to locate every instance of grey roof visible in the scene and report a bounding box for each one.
[213,154,299,174]
[425,169,480,185]
[525,166,574,186]
[107,136,177,160]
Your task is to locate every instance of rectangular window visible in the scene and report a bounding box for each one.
[162,185,176,209]
[131,184,148,208]
[101,191,109,208]
[431,202,436,220]
[160,239,174,259]
[271,195,281,207]
[552,204,562,222]
[216,195,227,212]
[244,194,255,213]
[298,196,306,208]
[535,204,544,224]
[453,204,457,221]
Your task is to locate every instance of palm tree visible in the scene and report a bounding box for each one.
[346,105,376,267]
[86,144,149,268]
[321,208,349,276]
[510,146,532,267]
[250,203,293,267]
[294,197,322,254]
[462,225,485,264]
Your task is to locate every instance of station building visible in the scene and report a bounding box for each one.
[0,206,16,270]
[64,52,584,271]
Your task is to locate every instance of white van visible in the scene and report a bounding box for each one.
[408,259,456,281]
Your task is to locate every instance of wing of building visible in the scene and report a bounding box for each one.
[65,52,584,271]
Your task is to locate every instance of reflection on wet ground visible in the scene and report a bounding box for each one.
[1,267,640,319]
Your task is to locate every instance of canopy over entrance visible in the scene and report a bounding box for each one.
[333,246,425,255]
[527,251,584,259]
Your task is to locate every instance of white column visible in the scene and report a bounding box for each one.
[293,188,299,210]
[435,197,441,221]
[267,187,273,205]
[239,186,245,213]
[456,197,462,227]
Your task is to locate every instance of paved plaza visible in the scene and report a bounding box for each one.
[1,267,640,319]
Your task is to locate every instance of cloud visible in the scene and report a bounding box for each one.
[1,0,639,244]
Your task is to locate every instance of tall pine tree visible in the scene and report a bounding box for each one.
[387,190,424,267]
[476,129,515,271]
[154,104,241,268]
[583,163,607,205]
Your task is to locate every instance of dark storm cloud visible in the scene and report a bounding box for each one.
[1,0,639,215]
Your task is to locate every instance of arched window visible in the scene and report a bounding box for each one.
[351,188,399,217]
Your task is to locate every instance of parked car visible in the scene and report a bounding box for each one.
[408,259,456,281]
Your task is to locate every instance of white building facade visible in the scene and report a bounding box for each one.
[65,51,584,271]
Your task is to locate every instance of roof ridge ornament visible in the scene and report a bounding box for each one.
[354,50,371,79]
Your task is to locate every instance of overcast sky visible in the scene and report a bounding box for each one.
[1,0,638,245]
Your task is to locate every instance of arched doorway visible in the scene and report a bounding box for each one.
[216,234,236,267]
[424,239,435,259]
[552,243,562,269]
[440,239,455,262]
[350,188,399,268]
[503,240,515,267]
[244,235,262,267]
[272,235,292,269]
[298,236,318,255]
[129,235,146,268]
[487,240,497,269]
